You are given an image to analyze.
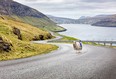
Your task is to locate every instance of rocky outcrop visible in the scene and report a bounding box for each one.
[46,33,52,39]
[33,35,44,40]
[33,33,52,41]
[0,37,11,52]
[13,27,22,40]
[39,35,44,40]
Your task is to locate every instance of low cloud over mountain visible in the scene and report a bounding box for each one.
[14,0,116,18]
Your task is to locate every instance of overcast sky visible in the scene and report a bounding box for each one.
[14,0,116,19]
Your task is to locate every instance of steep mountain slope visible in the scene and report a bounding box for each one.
[0,15,57,60]
[47,15,77,24]
[0,0,45,17]
[0,0,65,31]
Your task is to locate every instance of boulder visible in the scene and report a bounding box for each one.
[46,33,52,39]
[13,27,22,40]
[39,35,44,40]
[0,37,11,52]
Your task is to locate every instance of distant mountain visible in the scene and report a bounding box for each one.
[77,14,116,27]
[79,16,90,19]
[47,15,78,24]
[0,0,65,31]
[92,20,116,27]
[47,14,116,27]
[91,15,116,27]
[94,15,111,18]
[77,15,108,24]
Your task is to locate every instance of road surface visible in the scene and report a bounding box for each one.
[0,43,116,79]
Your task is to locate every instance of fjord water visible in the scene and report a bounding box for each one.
[59,24,116,41]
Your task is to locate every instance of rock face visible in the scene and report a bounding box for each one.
[0,37,11,52]
[13,27,22,40]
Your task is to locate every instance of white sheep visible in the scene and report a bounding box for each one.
[73,41,82,53]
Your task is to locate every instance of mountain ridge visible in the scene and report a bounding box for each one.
[48,14,116,27]
[0,0,46,17]
[77,14,116,27]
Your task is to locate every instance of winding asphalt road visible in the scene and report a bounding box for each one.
[0,42,116,79]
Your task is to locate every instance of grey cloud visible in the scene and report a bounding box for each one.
[26,1,116,11]
[14,0,116,18]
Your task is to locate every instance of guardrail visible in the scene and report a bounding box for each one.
[48,40,116,46]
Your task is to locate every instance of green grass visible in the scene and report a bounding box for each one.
[54,33,102,45]
[50,33,78,43]
[0,42,58,61]
[0,16,58,61]
[82,41,98,45]
[60,35,78,41]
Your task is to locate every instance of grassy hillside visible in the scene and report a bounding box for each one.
[0,16,58,61]
[10,15,65,32]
